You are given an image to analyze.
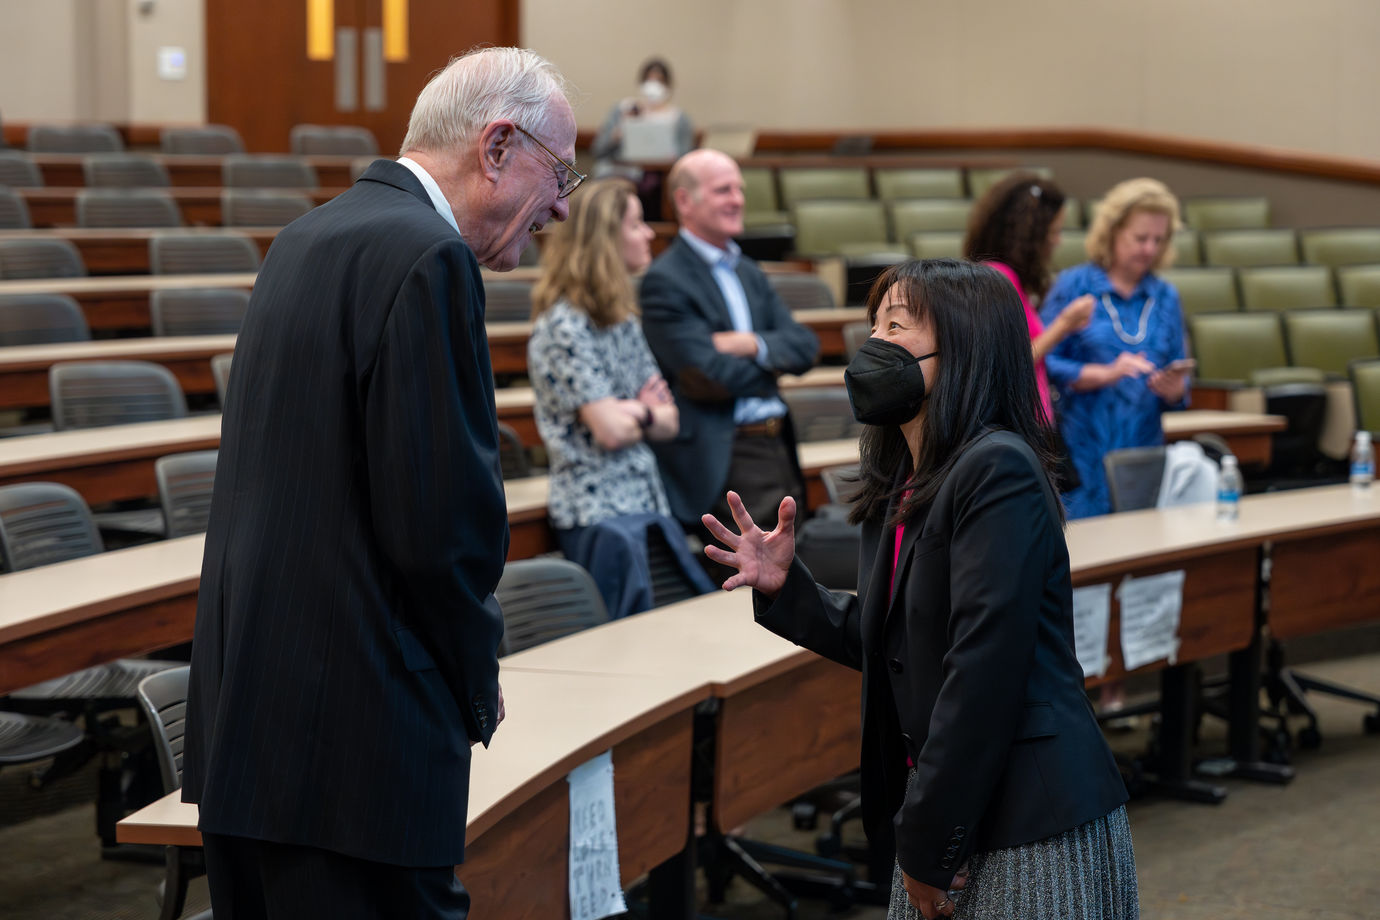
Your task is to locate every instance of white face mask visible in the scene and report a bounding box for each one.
[640,80,669,104]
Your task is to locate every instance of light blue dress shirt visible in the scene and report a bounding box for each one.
[678,229,787,425]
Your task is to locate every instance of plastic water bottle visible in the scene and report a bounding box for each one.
[1216,455,1242,523]
[1351,431,1374,491]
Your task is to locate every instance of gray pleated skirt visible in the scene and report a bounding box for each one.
[887,795,1138,920]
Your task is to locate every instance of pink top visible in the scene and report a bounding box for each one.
[987,261,1053,425]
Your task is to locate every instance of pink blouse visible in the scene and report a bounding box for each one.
[987,261,1053,425]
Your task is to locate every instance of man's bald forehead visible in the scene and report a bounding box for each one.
[668,149,739,198]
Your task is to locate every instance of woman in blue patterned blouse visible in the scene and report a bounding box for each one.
[1040,178,1192,519]
[528,178,679,558]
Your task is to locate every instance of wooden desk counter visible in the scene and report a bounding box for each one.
[0,534,203,694]
[29,152,361,190]
[17,187,344,229]
[0,227,278,275]
[119,668,711,918]
[0,335,235,409]
[1163,410,1286,467]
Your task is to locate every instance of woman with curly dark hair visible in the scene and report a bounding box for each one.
[963,173,1093,427]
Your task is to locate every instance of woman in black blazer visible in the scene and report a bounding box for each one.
[703,259,1137,919]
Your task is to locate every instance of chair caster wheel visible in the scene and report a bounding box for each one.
[1297,726,1322,750]
[791,801,818,831]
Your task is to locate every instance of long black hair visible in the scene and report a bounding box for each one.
[848,258,1063,527]
[962,173,1066,301]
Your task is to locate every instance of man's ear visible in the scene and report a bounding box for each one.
[476,120,516,181]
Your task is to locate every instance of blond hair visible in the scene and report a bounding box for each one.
[531,178,639,328]
[399,46,573,156]
[1084,177,1181,272]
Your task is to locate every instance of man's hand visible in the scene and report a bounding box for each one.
[711,331,760,358]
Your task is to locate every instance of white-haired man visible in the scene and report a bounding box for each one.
[183,47,579,917]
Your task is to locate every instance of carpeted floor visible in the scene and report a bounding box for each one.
[2,653,1377,920]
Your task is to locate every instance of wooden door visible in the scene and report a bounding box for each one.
[206,0,520,155]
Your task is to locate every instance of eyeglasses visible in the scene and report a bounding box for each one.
[512,124,586,199]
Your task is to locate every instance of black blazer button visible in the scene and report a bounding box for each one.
[888,658,904,673]
[955,826,966,835]
[940,857,953,869]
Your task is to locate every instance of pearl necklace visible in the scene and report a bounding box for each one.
[1100,294,1155,346]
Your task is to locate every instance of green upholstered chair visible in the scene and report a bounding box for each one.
[1050,230,1088,271]
[1336,265,1380,308]
[1348,358,1380,433]
[1203,229,1299,268]
[966,166,1052,199]
[1248,366,1326,387]
[889,198,973,239]
[741,166,789,227]
[1188,312,1287,383]
[907,232,965,260]
[1182,197,1270,231]
[1298,228,1380,268]
[873,168,964,200]
[792,200,891,258]
[1281,309,1380,377]
[1061,197,1082,230]
[1159,267,1240,317]
[1170,228,1201,267]
[1237,266,1336,311]
[776,168,870,210]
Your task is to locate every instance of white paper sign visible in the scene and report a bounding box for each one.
[568,750,627,920]
[1071,584,1112,678]
[1118,570,1185,671]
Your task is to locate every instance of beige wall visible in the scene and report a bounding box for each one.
[524,0,1380,161]
[0,0,203,126]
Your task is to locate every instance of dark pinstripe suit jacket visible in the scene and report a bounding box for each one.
[183,160,508,867]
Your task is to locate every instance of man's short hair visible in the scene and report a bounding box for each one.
[399,46,574,156]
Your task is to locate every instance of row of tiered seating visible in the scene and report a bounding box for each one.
[0,149,359,190]
[1189,309,1380,384]
[0,185,314,230]
[1160,264,1380,314]
[9,122,376,157]
[0,232,259,278]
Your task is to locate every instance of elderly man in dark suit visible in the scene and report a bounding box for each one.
[639,149,819,579]
[182,47,580,918]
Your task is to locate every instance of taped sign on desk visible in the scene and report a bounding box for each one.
[568,749,627,920]
[1118,570,1185,672]
[1071,584,1112,678]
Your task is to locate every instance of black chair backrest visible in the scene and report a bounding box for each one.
[1103,446,1167,512]
[161,125,245,155]
[495,558,610,655]
[136,665,190,792]
[483,280,534,322]
[221,189,313,227]
[82,153,171,188]
[646,525,706,608]
[783,387,863,442]
[0,482,104,573]
[49,360,189,430]
[222,155,319,189]
[0,187,31,229]
[211,353,233,408]
[149,232,260,275]
[820,463,862,506]
[27,123,122,154]
[0,151,43,187]
[76,189,182,228]
[1263,382,1329,473]
[767,273,837,311]
[156,451,218,538]
[498,422,530,479]
[0,239,86,280]
[151,288,251,336]
[289,124,379,156]
[0,294,90,345]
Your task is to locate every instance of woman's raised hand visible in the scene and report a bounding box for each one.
[701,492,796,596]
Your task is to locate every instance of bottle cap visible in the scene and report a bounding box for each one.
[1359,431,1373,443]
[1222,454,1238,467]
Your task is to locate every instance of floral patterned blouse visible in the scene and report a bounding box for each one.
[526,300,671,530]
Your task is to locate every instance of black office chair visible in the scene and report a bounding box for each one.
[482,280,534,323]
[0,483,180,847]
[50,360,189,431]
[495,558,610,655]
[497,422,532,479]
[136,667,212,920]
[1258,381,1335,486]
[151,288,251,337]
[0,294,90,346]
[156,451,218,538]
[1102,446,1167,513]
[149,232,260,275]
[783,388,862,443]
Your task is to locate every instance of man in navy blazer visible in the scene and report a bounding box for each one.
[182,48,579,917]
[640,150,819,573]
